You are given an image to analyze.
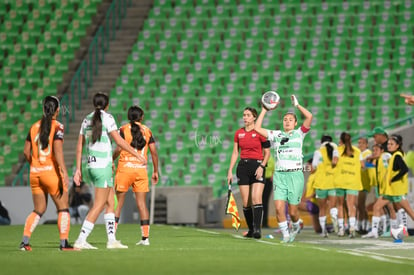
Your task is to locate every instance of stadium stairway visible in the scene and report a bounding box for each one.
[1,0,113,185]
[63,0,152,171]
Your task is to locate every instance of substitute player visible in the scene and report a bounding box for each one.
[255,95,312,243]
[363,135,414,238]
[113,106,159,246]
[20,96,74,251]
[334,132,363,238]
[357,137,375,234]
[312,135,339,237]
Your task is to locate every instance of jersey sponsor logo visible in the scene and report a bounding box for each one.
[31,165,54,172]
[124,162,146,169]
[124,156,140,161]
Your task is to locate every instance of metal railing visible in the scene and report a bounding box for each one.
[12,0,130,186]
[67,0,129,133]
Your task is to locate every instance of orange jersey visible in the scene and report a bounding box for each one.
[27,119,64,172]
[27,119,65,195]
[117,122,154,171]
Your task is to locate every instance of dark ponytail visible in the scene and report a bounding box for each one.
[92,92,109,144]
[39,96,60,150]
[128,106,146,150]
[326,143,334,161]
[321,135,333,161]
[340,132,354,157]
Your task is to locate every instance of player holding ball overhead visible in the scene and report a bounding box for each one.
[227,107,271,239]
[255,93,313,243]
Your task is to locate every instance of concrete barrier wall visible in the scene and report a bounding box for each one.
[0,186,215,226]
[0,186,106,225]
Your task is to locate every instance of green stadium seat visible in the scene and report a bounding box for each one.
[105,0,414,196]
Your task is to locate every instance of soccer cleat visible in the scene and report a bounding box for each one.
[337,227,345,237]
[243,231,254,238]
[74,240,98,250]
[60,240,79,251]
[321,230,328,238]
[280,236,290,243]
[19,242,32,251]
[136,239,150,246]
[289,220,303,243]
[381,230,391,237]
[107,240,128,249]
[349,227,356,239]
[253,230,261,239]
[362,231,379,239]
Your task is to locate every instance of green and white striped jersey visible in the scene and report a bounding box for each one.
[267,127,308,171]
[80,110,118,169]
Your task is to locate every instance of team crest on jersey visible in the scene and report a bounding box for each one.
[277,132,285,138]
[252,133,256,137]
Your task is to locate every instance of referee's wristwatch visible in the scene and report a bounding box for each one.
[259,164,266,169]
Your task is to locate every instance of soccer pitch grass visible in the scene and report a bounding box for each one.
[1,224,414,275]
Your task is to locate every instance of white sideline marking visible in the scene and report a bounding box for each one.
[195,229,414,265]
[196,229,220,235]
[351,249,414,262]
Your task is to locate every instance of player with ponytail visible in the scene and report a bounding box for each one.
[312,135,339,237]
[20,96,73,251]
[113,106,159,246]
[334,132,363,238]
[73,93,147,250]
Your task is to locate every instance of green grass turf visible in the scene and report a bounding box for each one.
[1,224,414,275]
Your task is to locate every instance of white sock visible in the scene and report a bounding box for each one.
[338,218,344,229]
[381,215,387,232]
[78,220,94,242]
[278,221,289,238]
[330,208,338,220]
[349,217,356,229]
[292,219,301,231]
[104,213,116,241]
[397,209,408,227]
[371,216,380,235]
[319,216,327,232]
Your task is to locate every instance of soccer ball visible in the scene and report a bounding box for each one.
[391,225,408,241]
[261,91,280,110]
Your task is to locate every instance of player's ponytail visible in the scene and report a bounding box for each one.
[39,96,60,150]
[128,106,146,150]
[340,132,354,157]
[91,92,109,144]
[321,135,334,161]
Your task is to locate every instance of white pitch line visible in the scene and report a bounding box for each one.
[350,249,414,262]
[196,229,220,235]
[195,229,414,266]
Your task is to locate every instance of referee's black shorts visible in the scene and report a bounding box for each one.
[236,159,265,185]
